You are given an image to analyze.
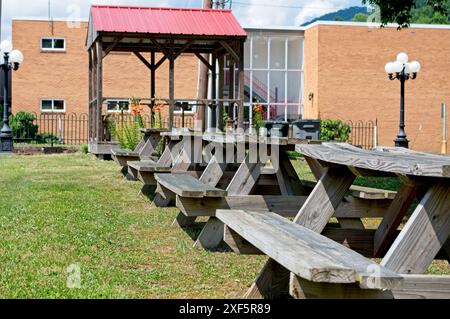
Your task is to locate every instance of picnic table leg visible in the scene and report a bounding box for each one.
[245,167,356,298]
[274,149,307,196]
[373,182,420,257]
[381,182,450,274]
[193,217,225,249]
[194,155,264,250]
[172,213,197,228]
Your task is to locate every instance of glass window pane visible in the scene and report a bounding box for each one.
[252,37,268,69]
[41,39,52,49]
[118,101,129,111]
[270,38,286,69]
[53,39,65,49]
[107,101,118,111]
[53,100,65,110]
[41,100,52,110]
[268,105,286,121]
[251,71,268,103]
[244,39,251,69]
[287,72,301,103]
[269,71,286,103]
[288,38,303,69]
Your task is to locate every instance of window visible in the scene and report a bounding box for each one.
[41,99,65,112]
[41,38,66,51]
[106,100,130,113]
[174,101,196,113]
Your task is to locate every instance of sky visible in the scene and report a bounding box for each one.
[0,0,363,41]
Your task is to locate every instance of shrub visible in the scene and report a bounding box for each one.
[35,133,58,144]
[81,144,89,154]
[9,112,39,139]
[109,115,144,150]
[320,119,351,142]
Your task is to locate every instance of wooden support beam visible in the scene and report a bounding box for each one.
[237,41,245,130]
[95,40,104,142]
[103,37,122,58]
[194,52,213,70]
[133,52,152,70]
[220,41,239,62]
[373,182,419,257]
[211,54,217,129]
[218,55,225,131]
[173,40,194,60]
[154,55,167,70]
[381,182,450,274]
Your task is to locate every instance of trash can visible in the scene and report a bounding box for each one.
[263,121,289,137]
[292,119,321,140]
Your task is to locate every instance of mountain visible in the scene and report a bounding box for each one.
[301,6,370,26]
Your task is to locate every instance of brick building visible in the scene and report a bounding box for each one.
[10,17,450,153]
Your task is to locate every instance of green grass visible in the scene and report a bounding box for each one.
[0,154,265,298]
[0,155,448,298]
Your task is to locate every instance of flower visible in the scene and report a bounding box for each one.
[131,103,143,115]
[153,101,166,113]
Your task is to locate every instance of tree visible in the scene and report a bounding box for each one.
[352,13,370,22]
[362,0,448,27]
[334,16,344,21]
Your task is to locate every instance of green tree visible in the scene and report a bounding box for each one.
[352,13,370,22]
[334,16,344,21]
[362,0,448,27]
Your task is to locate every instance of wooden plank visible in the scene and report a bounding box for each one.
[302,179,397,200]
[177,195,307,218]
[217,210,402,289]
[176,195,391,219]
[224,226,262,255]
[338,218,365,230]
[294,167,356,232]
[193,217,224,249]
[128,161,171,172]
[226,155,264,196]
[373,183,419,257]
[381,182,450,274]
[274,151,306,195]
[155,174,227,198]
[297,143,450,178]
[393,275,450,299]
[199,156,228,187]
[172,212,197,228]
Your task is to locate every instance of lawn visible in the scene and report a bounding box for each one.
[0,154,448,298]
[0,153,265,298]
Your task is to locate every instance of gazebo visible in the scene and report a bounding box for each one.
[86,5,247,156]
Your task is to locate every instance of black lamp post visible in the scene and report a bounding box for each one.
[0,40,24,153]
[385,53,421,149]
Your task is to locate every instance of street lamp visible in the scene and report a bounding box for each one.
[0,40,24,153]
[385,52,420,148]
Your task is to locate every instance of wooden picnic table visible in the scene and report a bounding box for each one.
[216,143,450,299]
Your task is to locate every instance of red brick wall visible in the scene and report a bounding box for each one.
[304,23,450,152]
[12,20,199,125]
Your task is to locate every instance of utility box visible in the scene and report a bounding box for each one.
[292,119,321,140]
[263,121,289,137]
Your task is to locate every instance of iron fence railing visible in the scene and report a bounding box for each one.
[346,119,378,150]
[11,112,195,145]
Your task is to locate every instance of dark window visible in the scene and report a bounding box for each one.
[41,99,65,112]
[41,38,65,51]
[107,100,130,112]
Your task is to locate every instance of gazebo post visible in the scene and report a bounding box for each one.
[237,41,245,130]
[150,51,156,128]
[218,54,225,131]
[228,56,235,126]
[211,54,217,130]
[96,40,104,142]
[168,53,175,131]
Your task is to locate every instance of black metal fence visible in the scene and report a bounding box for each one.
[11,112,195,145]
[347,119,377,150]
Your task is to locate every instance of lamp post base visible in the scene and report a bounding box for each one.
[0,130,14,153]
[394,137,409,149]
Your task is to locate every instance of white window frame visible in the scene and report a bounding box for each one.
[106,99,131,113]
[40,99,66,112]
[174,101,197,114]
[41,37,66,51]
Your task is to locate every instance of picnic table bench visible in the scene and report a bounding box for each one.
[217,143,450,299]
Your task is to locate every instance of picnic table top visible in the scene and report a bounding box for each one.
[297,143,450,178]
[202,133,321,146]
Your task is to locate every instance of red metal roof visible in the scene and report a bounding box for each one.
[90,5,247,37]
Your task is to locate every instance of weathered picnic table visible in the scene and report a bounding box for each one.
[156,133,319,248]
[217,143,450,299]
[128,129,207,206]
[111,128,168,178]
